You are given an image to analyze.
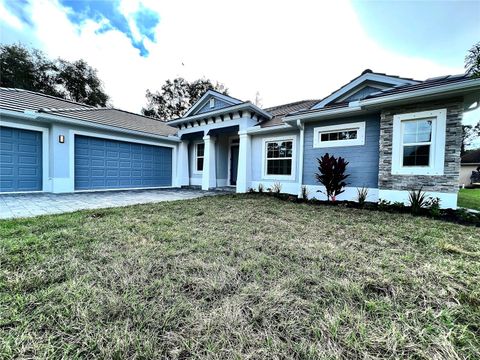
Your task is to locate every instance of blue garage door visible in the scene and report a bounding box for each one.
[0,126,42,192]
[74,135,172,190]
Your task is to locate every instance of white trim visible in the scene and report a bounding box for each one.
[251,180,300,195]
[361,78,480,109]
[312,73,418,109]
[192,140,204,175]
[69,129,177,193]
[245,124,296,134]
[0,119,51,193]
[378,189,457,209]
[313,121,365,148]
[306,185,380,202]
[262,135,296,181]
[391,109,446,175]
[209,98,215,108]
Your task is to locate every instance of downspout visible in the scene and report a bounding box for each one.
[297,119,305,197]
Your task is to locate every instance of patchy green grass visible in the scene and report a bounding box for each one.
[458,188,480,211]
[1,194,479,359]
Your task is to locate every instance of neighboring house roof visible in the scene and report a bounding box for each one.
[260,100,319,127]
[0,88,177,137]
[462,149,480,165]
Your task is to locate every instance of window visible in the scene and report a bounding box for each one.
[313,122,365,148]
[195,142,204,173]
[401,119,432,166]
[391,109,446,175]
[209,98,215,108]
[263,137,296,179]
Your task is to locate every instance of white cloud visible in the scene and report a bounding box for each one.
[0,1,23,30]
[6,0,465,113]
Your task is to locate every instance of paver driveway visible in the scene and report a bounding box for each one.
[0,188,225,219]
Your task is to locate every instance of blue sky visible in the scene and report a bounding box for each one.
[352,0,479,69]
[0,0,479,134]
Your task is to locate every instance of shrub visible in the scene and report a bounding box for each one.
[356,187,369,206]
[271,182,282,195]
[408,188,430,214]
[258,183,264,193]
[315,153,349,202]
[248,187,255,193]
[428,197,441,217]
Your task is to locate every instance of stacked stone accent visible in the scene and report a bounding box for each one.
[378,98,463,193]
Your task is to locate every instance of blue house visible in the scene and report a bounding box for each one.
[1,70,479,208]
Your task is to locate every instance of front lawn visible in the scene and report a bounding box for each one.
[458,188,480,211]
[1,195,479,359]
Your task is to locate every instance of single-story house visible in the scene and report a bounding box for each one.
[460,149,480,186]
[1,69,480,208]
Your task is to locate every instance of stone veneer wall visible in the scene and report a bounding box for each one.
[378,97,463,193]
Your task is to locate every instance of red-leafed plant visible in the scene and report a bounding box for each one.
[315,153,350,202]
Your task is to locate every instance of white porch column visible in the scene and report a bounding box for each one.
[202,135,216,190]
[176,140,189,187]
[236,131,251,193]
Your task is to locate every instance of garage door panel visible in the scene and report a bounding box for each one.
[75,135,172,190]
[0,126,42,192]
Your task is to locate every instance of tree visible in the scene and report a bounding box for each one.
[315,153,350,202]
[142,77,228,120]
[56,59,109,106]
[0,43,109,107]
[462,123,480,154]
[0,43,59,96]
[465,41,480,77]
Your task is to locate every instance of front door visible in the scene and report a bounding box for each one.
[230,144,239,185]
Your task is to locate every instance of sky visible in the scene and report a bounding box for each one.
[0,0,479,140]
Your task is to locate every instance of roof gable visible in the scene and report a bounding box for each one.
[183,90,242,117]
[311,70,419,109]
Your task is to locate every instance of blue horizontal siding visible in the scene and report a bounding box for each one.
[196,97,231,114]
[303,114,380,188]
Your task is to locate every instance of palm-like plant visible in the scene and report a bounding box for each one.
[315,153,350,202]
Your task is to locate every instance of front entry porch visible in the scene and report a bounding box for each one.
[177,125,250,192]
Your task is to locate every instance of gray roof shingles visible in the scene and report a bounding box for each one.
[260,100,319,127]
[0,88,177,137]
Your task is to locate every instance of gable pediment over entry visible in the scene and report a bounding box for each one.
[183,90,243,117]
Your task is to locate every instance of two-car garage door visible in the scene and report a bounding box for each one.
[74,135,172,190]
[0,127,173,192]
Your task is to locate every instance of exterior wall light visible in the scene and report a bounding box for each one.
[59,135,65,143]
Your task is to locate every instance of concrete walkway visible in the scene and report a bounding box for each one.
[0,188,227,219]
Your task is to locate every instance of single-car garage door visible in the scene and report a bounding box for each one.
[0,126,43,192]
[74,135,172,190]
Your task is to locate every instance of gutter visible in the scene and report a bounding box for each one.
[283,78,480,124]
[360,78,480,109]
[0,109,181,143]
[167,102,273,126]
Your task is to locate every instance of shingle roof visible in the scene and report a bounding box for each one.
[260,100,319,127]
[462,149,480,164]
[0,88,177,137]
[365,74,471,99]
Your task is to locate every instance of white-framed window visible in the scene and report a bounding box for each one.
[313,122,365,148]
[262,136,296,180]
[391,109,446,175]
[194,142,205,173]
[209,98,215,108]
